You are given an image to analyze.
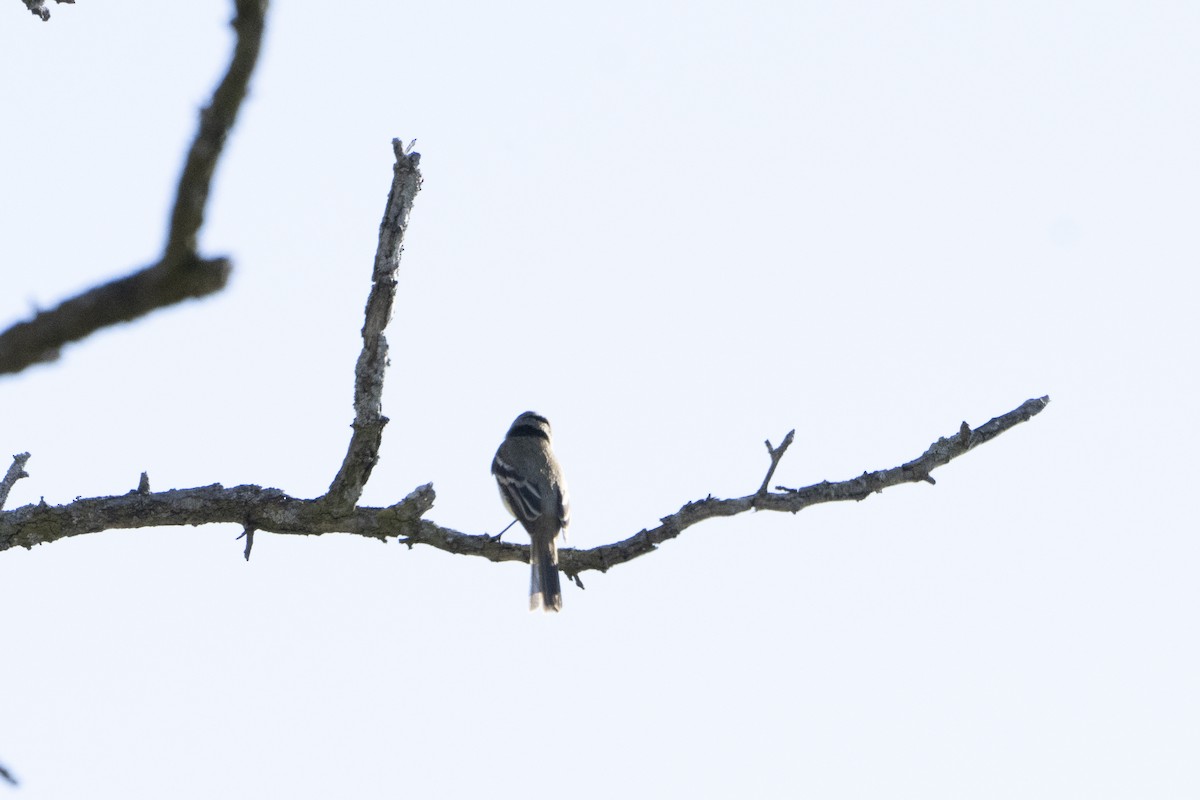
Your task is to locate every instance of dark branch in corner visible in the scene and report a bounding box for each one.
[1,398,1051,580]
[0,0,267,375]
[21,0,73,22]
[324,140,423,510]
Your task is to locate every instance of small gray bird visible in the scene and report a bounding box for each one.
[492,411,570,612]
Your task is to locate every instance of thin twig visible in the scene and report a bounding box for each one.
[0,0,267,375]
[0,453,31,511]
[756,430,795,498]
[237,525,256,561]
[0,483,437,553]
[324,139,423,510]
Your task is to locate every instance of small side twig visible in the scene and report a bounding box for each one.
[0,758,17,786]
[756,430,795,498]
[0,453,31,511]
[237,525,256,561]
[324,139,423,510]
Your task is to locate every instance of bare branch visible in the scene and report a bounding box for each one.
[1,398,1050,581]
[0,453,31,511]
[556,396,1051,577]
[324,140,423,510]
[0,758,16,786]
[0,0,267,376]
[21,0,72,22]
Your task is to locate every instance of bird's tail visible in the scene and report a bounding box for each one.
[529,535,562,612]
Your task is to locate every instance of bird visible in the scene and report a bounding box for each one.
[491,411,570,612]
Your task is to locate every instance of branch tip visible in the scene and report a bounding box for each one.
[0,453,32,511]
[556,396,1050,575]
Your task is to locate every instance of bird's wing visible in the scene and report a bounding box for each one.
[492,452,544,527]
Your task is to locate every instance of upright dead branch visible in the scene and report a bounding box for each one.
[324,140,423,511]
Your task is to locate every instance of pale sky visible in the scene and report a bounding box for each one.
[1,2,1197,798]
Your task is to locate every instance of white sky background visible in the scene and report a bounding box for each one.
[1,1,1197,797]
